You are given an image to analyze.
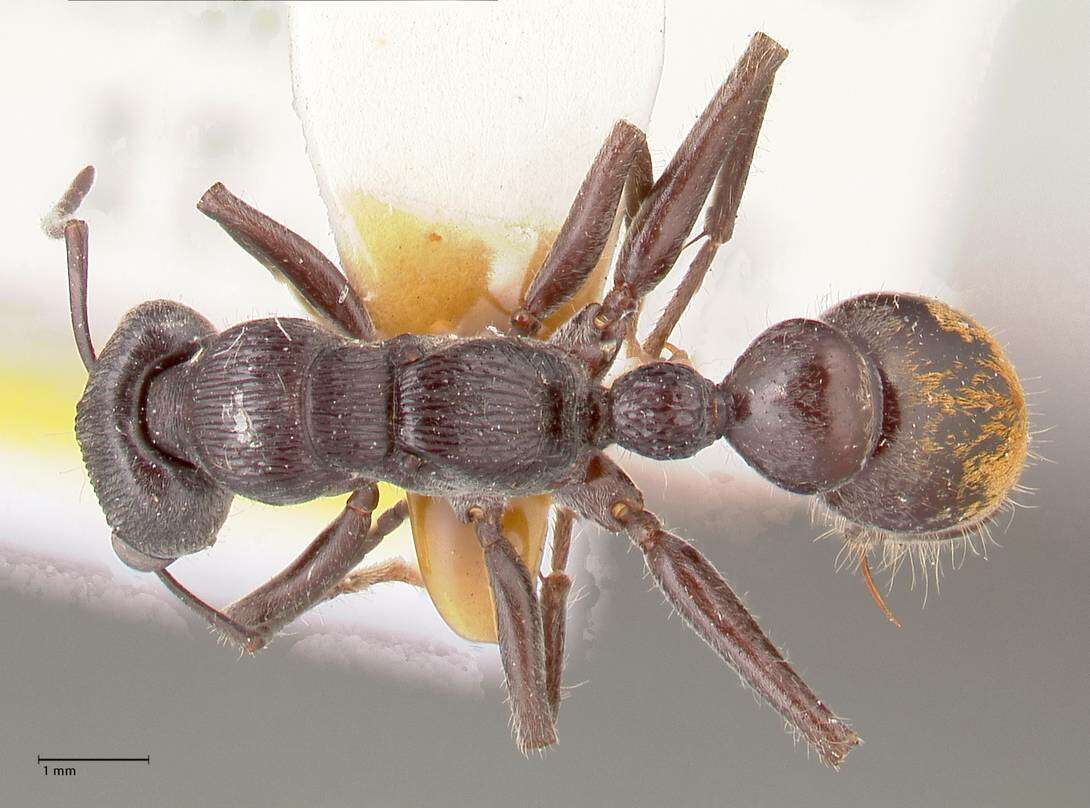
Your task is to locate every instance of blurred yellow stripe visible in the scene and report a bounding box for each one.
[0,364,83,454]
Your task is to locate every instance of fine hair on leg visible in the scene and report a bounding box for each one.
[557,454,860,767]
[469,504,557,752]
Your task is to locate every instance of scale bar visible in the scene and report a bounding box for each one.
[38,756,149,763]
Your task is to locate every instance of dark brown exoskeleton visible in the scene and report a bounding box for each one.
[47,34,1028,767]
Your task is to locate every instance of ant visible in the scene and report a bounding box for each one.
[46,33,1027,767]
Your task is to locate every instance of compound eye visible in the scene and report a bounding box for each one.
[721,318,883,494]
[818,293,1028,539]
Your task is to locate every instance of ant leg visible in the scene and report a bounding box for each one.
[157,569,266,651]
[468,504,556,752]
[541,507,575,720]
[321,509,423,600]
[156,485,394,652]
[556,454,860,768]
[547,296,629,381]
[197,183,375,341]
[43,166,97,371]
[223,490,403,635]
[641,77,775,360]
[596,33,787,334]
[509,121,652,337]
[327,557,422,600]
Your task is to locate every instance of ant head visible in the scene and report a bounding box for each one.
[75,300,232,570]
[47,168,231,569]
[817,293,1028,541]
[720,318,883,495]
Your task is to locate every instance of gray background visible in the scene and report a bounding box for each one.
[3,1,1088,806]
